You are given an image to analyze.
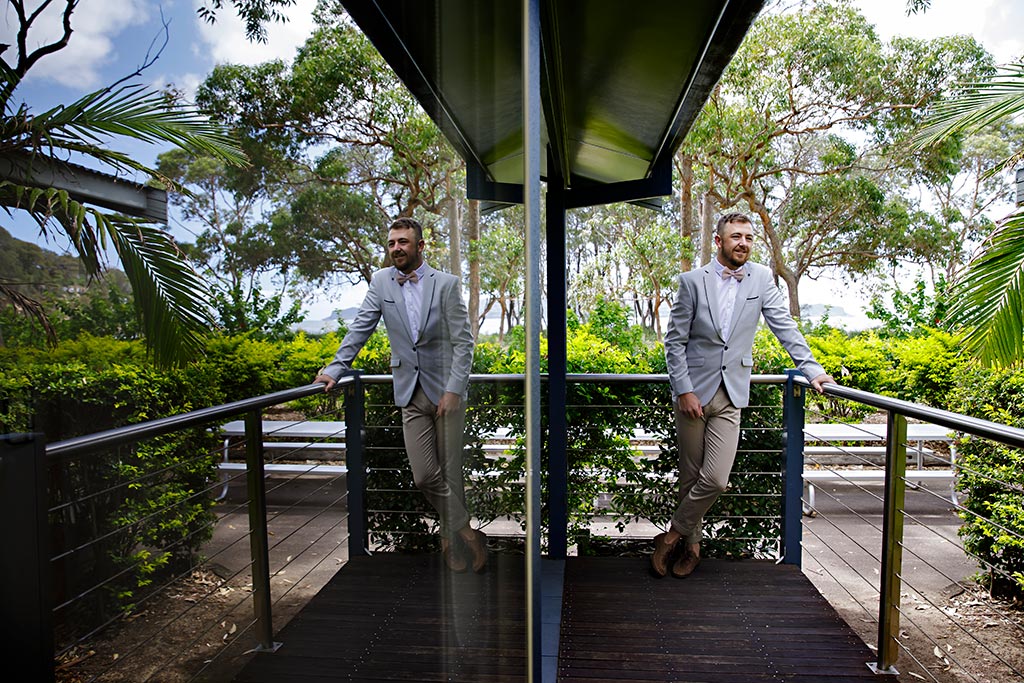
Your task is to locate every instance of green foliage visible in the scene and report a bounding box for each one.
[0,345,223,631]
[949,364,1024,598]
[866,277,949,337]
[884,328,966,409]
[211,283,304,339]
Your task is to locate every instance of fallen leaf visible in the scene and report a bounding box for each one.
[908,672,926,680]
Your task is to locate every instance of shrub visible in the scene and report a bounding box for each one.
[949,363,1024,599]
[882,328,965,409]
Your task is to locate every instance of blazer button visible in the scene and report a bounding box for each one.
[724,346,728,350]
[722,366,727,371]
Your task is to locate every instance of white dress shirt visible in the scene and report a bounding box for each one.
[714,260,742,341]
[401,262,428,344]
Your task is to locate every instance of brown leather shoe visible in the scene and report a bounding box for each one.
[650,532,677,578]
[463,529,488,573]
[442,537,467,573]
[671,549,700,579]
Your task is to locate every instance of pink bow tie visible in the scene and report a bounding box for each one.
[396,271,419,286]
[721,267,745,282]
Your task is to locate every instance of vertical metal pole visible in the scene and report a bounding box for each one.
[546,181,568,560]
[872,411,908,675]
[344,373,369,556]
[523,0,543,679]
[1,433,53,682]
[244,410,280,652]
[782,370,805,565]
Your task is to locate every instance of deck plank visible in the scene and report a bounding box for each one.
[230,554,896,683]
[557,557,896,683]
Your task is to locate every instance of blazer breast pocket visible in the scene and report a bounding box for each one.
[745,295,759,301]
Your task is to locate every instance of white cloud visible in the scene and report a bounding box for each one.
[191,0,317,67]
[1,0,151,88]
[853,0,1024,64]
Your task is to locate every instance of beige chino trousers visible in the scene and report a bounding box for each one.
[670,384,742,545]
[401,385,470,539]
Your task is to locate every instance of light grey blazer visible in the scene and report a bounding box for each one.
[322,264,474,407]
[664,261,825,409]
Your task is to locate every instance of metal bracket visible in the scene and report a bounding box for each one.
[867,662,899,676]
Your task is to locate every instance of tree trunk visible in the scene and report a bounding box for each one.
[700,193,715,267]
[750,202,802,318]
[678,154,694,272]
[448,185,462,279]
[467,199,481,339]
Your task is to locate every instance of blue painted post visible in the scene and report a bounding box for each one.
[546,181,568,560]
[1,433,53,682]
[782,370,805,565]
[344,372,369,556]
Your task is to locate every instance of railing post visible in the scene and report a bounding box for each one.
[343,373,369,556]
[546,178,568,560]
[781,370,806,565]
[244,409,280,652]
[1,433,54,682]
[872,411,908,675]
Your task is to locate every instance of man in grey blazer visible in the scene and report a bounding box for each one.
[653,212,834,579]
[315,217,487,573]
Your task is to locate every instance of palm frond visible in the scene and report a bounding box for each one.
[25,84,247,170]
[911,61,1024,151]
[1,180,214,366]
[100,218,214,366]
[0,281,57,347]
[945,209,1024,367]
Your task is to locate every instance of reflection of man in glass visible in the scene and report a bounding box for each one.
[315,217,487,573]
[655,212,834,579]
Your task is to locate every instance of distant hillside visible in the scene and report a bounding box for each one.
[0,226,130,299]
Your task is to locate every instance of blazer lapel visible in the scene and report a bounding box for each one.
[702,267,725,341]
[730,273,754,331]
[389,268,415,343]
[417,265,438,339]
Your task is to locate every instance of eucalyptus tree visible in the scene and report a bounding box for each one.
[473,207,526,341]
[678,0,991,316]
[196,6,463,288]
[1,0,246,365]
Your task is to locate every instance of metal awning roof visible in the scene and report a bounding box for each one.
[342,0,763,209]
[0,152,168,223]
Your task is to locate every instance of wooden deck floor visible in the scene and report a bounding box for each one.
[231,553,896,683]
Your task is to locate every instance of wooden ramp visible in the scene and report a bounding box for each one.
[231,554,896,683]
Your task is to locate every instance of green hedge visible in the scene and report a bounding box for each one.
[3,321,1020,606]
[0,332,341,633]
[949,364,1024,598]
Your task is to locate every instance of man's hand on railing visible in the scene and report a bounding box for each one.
[314,373,336,392]
[810,373,837,394]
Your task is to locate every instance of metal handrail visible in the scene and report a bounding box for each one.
[800,377,1024,449]
[20,370,1024,683]
[45,379,353,458]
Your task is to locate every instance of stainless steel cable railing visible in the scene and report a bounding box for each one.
[6,372,1024,681]
[799,378,1024,682]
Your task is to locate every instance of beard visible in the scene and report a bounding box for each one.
[721,248,749,269]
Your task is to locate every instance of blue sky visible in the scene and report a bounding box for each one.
[3,0,1023,325]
